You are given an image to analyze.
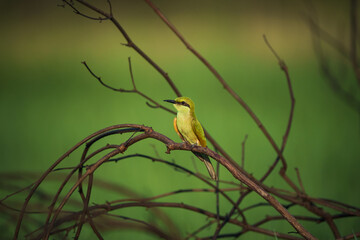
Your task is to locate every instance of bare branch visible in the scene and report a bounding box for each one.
[9,2,360,240]
[241,134,248,169]
[295,168,306,194]
[62,0,109,21]
[144,0,290,182]
[75,0,182,97]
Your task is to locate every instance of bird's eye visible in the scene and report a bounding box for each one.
[181,101,185,105]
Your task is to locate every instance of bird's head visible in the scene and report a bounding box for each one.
[164,96,195,113]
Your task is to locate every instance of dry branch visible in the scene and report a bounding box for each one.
[4,1,360,240]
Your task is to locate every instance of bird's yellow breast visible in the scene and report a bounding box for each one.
[176,112,200,145]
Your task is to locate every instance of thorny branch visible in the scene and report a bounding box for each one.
[4,124,292,238]
[8,123,359,239]
[144,0,292,184]
[2,1,359,240]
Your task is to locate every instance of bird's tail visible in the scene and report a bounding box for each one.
[194,152,218,181]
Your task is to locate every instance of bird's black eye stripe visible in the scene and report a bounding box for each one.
[175,100,190,108]
[180,101,190,108]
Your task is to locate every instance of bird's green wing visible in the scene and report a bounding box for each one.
[192,119,217,180]
[192,118,207,147]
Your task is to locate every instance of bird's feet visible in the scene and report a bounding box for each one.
[189,143,200,151]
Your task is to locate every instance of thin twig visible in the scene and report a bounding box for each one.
[241,134,248,169]
[295,168,306,194]
[76,0,182,97]
[128,57,136,90]
[144,0,290,177]
[72,0,235,166]
[63,0,108,21]
[262,35,300,193]
[82,60,176,114]
[13,125,147,239]
[10,1,359,239]
[38,125,315,239]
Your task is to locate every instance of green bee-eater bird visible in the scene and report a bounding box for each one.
[164,97,218,180]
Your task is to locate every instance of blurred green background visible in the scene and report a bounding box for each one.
[0,0,359,239]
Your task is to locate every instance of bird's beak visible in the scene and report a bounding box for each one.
[163,99,176,104]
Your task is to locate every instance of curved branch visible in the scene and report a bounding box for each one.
[13,124,149,239]
[143,1,292,191]
[75,0,182,97]
[56,201,304,240]
[36,125,315,240]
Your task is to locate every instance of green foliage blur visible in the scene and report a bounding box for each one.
[0,0,359,239]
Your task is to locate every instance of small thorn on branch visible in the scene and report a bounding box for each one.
[121,42,132,47]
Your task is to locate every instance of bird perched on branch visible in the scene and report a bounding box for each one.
[164,97,218,180]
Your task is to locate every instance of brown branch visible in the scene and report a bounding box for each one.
[41,212,174,240]
[46,152,248,229]
[105,213,174,240]
[41,143,119,235]
[308,198,360,216]
[74,173,103,240]
[338,231,360,240]
[106,0,113,17]
[86,127,319,238]
[0,182,35,203]
[241,134,248,169]
[185,220,216,240]
[109,187,243,205]
[14,1,358,239]
[67,0,236,167]
[261,35,299,191]
[9,142,360,239]
[75,127,106,240]
[54,201,305,240]
[75,0,182,97]
[210,34,300,238]
[82,56,234,164]
[81,60,176,114]
[295,168,306,194]
[13,124,315,239]
[5,170,181,239]
[43,149,122,239]
[62,0,108,21]
[13,125,149,239]
[144,1,291,190]
[41,129,146,238]
[106,154,246,220]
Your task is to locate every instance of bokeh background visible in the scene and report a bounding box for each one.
[1,0,359,239]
